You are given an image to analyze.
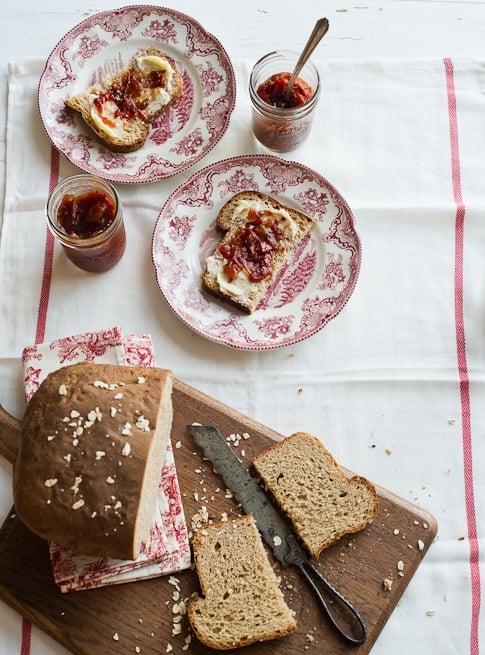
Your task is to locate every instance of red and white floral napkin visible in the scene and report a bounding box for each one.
[21,327,191,592]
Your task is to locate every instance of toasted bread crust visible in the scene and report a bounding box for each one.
[13,363,173,560]
[202,191,314,313]
[65,90,149,153]
[65,45,183,152]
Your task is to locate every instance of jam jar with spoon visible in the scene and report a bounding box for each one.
[249,18,328,152]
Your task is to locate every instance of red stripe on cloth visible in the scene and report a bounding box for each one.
[20,618,31,655]
[22,146,60,653]
[444,56,481,654]
[34,145,59,345]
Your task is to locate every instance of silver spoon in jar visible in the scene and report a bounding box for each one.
[284,17,329,104]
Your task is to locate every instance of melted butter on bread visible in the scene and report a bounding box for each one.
[206,197,301,297]
[202,191,315,313]
[206,252,257,298]
[89,55,176,139]
[89,96,126,140]
[136,54,175,107]
[65,45,183,153]
[232,198,299,238]
[136,54,174,82]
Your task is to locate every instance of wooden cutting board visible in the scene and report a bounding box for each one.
[0,378,437,655]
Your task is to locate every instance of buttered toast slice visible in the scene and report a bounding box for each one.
[65,45,183,152]
[202,191,315,313]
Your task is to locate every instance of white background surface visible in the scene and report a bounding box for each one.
[0,1,484,654]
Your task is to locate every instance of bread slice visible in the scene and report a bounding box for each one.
[202,191,315,313]
[188,515,297,650]
[13,362,173,561]
[65,45,183,152]
[252,432,379,559]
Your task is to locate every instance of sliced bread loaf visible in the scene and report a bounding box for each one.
[252,432,379,559]
[188,514,297,650]
[202,191,315,313]
[65,45,183,152]
[13,362,173,561]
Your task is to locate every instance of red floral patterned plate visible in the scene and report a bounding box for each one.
[152,155,361,350]
[38,6,236,183]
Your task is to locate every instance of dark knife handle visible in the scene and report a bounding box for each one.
[286,536,367,645]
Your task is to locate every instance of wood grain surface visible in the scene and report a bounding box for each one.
[0,378,437,655]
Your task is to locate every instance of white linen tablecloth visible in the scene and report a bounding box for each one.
[0,54,484,654]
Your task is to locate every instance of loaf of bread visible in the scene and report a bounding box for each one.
[202,191,315,313]
[188,515,297,650]
[13,362,173,561]
[253,432,379,559]
[65,45,183,152]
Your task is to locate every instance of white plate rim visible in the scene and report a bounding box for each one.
[152,154,361,351]
[37,4,236,184]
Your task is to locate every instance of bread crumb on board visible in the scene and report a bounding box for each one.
[165,576,193,650]
[191,505,209,532]
[302,628,319,650]
[383,577,393,591]
[187,426,253,538]
[225,431,251,448]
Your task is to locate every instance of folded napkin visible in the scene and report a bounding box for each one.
[22,327,191,592]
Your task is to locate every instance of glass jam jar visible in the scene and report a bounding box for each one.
[46,174,126,273]
[249,50,320,153]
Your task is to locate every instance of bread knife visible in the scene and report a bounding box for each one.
[186,424,367,645]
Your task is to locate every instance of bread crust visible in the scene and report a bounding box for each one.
[253,432,379,559]
[188,515,296,649]
[202,191,315,313]
[13,362,173,561]
[65,45,183,152]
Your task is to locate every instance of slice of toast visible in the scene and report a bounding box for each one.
[188,515,297,650]
[252,432,379,559]
[202,191,314,313]
[65,45,183,152]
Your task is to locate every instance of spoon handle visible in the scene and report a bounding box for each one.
[285,17,329,101]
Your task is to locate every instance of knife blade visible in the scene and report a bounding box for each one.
[186,424,367,645]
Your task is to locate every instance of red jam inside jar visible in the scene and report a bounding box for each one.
[58,191,116,238]
[219,208,284,282]
[49,180,126,274]
[256,71,313,109]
